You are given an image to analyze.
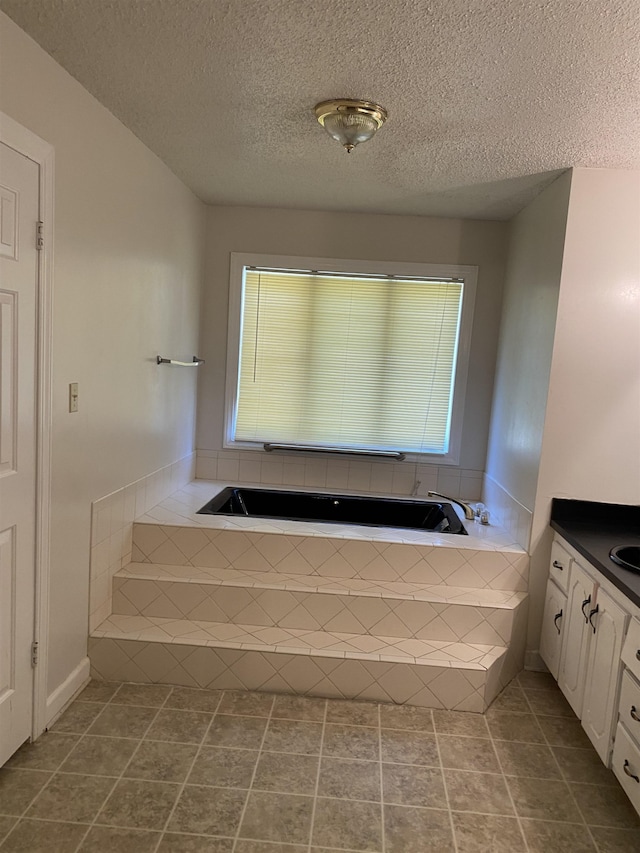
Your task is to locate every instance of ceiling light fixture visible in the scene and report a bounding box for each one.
[314,99,388,154]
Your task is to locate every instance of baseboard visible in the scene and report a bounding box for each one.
[524,650,548,672]
[45,656,91,728]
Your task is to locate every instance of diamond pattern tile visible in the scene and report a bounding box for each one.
[92,613,505,671]
[111,568,525,646]
[132,497,528,594]
[90,480,529,715]
[88,634,496,711]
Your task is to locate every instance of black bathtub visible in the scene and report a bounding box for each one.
[197,487,467,535]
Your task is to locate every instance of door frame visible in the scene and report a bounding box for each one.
[1,112,54,740]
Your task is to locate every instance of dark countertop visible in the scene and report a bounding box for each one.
[551,499,640,609]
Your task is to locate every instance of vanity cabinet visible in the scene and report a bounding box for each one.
[581,587,628,762]
[549,539,571,594]
[539,577,567,679]
[557,560,597,718]
[611,724,640,812]
[541,535,632,765]
[539,540,572,680]
[547,500,640,817]
[612,620,640,811]
[618,666,640,739]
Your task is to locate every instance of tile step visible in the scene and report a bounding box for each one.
[88,616,507,712]
[111,563,525,645]
[92,613,506,669]
[130,517,529,592]
[116,563,526,607]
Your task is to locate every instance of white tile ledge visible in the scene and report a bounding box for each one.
[136,479,525,554]
[116,562,527,609]
[92,613,506,671]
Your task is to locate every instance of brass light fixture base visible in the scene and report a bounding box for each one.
[314,98,388,153]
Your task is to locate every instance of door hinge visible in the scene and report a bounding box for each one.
[31,641,39,667]
[36,221,44,251]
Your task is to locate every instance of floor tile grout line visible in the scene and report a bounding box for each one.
[5,808,626,832]
[521,685,602,851]
[0,818,18,848]
[150,687,226,853]
[377,703,386,853]
[4,678,634,851]
[15,724,611,773]
[71,683,174,853]
[306,697,328,853]
[0,686,118,844]
[432,709,460,853]
[484,704,531,852]
[14,762,615,816]
[230,692,276,853]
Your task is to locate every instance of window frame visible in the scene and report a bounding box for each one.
[224,252,478,465]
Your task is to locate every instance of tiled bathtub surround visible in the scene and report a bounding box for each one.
[89,454,195,630]
[88,480,529,711]
[482,473,533,551]
[137,480,526,553]
[111,567,525,644]
[89,631,504,711]
[129,522,529,591]
[196,447,484,501]
[2,673,638,852]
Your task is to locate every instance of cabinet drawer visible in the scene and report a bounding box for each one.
[619,669,640,746]
[550,540,571,594]
[621,618,640,683]
[612,723,640,815]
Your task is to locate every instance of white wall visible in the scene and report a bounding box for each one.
[197,205,508,489]
[484,172,572,542]
[528,167,640,649]
[0,14,206,699]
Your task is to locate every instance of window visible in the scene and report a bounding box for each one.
[225,254,477,464]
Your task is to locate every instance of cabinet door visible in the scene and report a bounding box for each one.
[582,588,628,764]
[550,539,572,595]
[559,561,595,717]
[540,579,567,679]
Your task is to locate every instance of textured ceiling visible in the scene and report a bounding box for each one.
[2,0,639,219]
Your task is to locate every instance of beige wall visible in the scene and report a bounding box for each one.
[484,172,571,526]
[0,14,206,697]
[197,205,509,477]
[528,167,640,650]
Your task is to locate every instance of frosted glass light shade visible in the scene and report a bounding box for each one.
[315,99,387,153]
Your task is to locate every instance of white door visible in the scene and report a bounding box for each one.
[0,142,39,766]
[558,560,595,717]
[582,588,628,764]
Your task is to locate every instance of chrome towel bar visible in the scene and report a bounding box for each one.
[157,356,205,366]
[263,443,405,461]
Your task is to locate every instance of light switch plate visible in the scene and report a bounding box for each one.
[69,382,79,412]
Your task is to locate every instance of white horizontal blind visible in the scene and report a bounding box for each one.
[234,268,464,454]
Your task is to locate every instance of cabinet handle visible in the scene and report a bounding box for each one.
[552,560,564,570]
[630,706,640,723]
[636,650,640,661]
[581,596,592,622]
[554,610,563,634]
[623,760,640,783]
[588,605,599,633]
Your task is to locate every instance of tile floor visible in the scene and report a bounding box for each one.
[1,671,639,852]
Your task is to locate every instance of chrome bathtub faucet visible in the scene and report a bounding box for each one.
[426,491,476,521]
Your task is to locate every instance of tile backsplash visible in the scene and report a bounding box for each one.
[89,452,528,632]
[195,449,484,503]
[89,453,195,630]
[482,473,533,551]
